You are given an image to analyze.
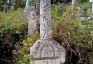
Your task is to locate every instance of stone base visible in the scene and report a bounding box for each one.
[30,59,65,64]
[30,39,66,63]
[80,17,87,20]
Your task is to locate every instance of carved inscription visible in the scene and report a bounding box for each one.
[40,0,52,39]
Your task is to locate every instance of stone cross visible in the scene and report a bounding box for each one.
[30,0,66,64]
[1,3,9,12]
[21,2,38,35]
[72,0,76,10]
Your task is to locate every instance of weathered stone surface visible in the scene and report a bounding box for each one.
[28,3,37,35]
[35,60,47,64]
[24,0,31,11]
[30,39,66,63]
[21,2,38,35]
[30,59,61,64]
[89,1,93,17]
[72,0,76,10]
[20,11,29,20]
[48,59,60,64]
[40,0,52,39]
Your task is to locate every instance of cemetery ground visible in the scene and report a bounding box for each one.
[0,1,93,64]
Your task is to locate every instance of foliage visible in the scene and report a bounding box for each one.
[77,0,89,3]
[12,38,34,64]
[15,0,25,9]
[0,8,28,60]
[0,8,40,64]
[0,1,93,64]
[51,3,93,63]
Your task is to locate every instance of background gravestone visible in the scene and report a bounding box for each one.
[10,0,16,10]
[30,0,66,64]
[21,1,39,35]
[72,0,76,10]
[1,3,9,12]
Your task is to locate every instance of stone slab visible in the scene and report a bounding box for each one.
[35,60,47,64]
[48,59,60,64]
[30,59,61,64]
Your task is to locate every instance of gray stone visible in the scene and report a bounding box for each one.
[30,39,66,60]
[21,11,29,20]
[30,0,66,64]
[21,2,39,35]
[40,0,52,39]
[35,60,47,64]
[48,59,60,64]
[30,59,61,64]
[72,0,76,10]
[30,39,66,63]
[24,0,31,11]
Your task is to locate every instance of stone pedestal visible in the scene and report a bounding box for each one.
[30,39,66,64]
[30,59,62,64]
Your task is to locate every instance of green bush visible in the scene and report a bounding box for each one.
[51,3,93,63]
[0,8,28,59]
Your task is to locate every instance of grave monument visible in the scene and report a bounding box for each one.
[30,0,66,64]
[72,0,76,10]
[10,0,16,10]
[21,1,38,35]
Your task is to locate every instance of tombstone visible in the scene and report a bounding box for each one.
[24,0,31,11]
[30,0,66,64]
[89,0,93,17]
[72,0,76,10]
[10,0,16,10]
[80,8,87,20]
[1,3,9,12]
[21,1,39,35]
